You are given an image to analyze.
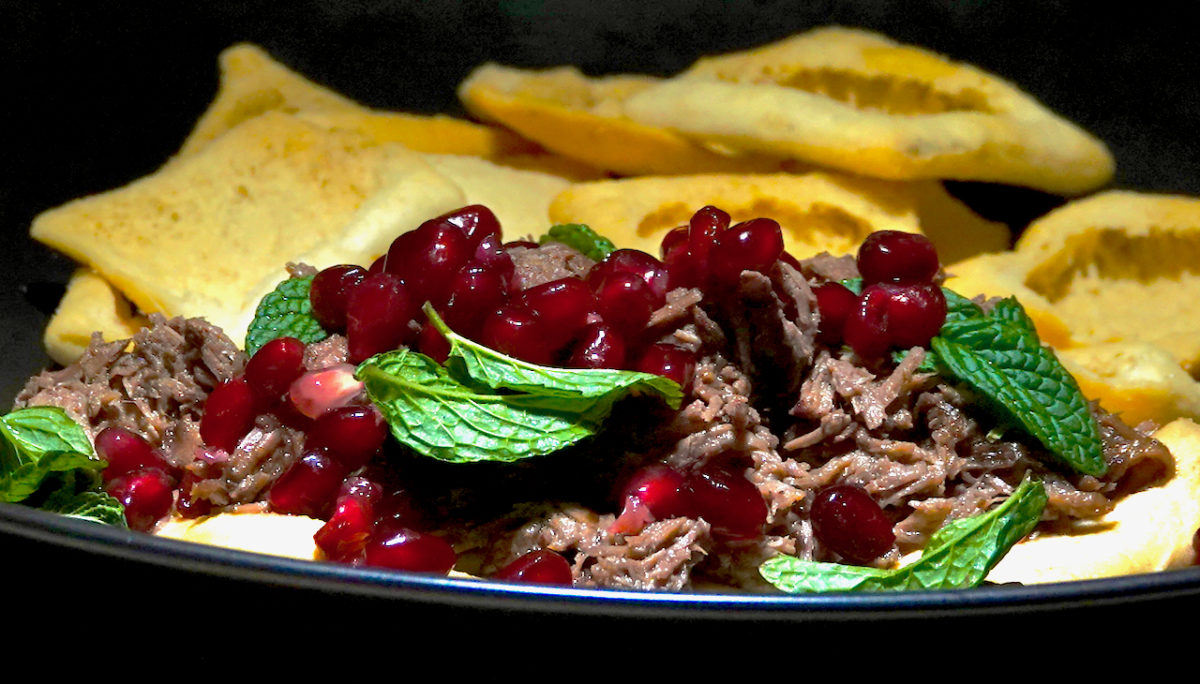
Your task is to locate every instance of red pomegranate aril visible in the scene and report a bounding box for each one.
[687,205,730,269]
[244,336,306,406]
[520,277,595,344]
[96,426,172,481]
[472,233,517,292]
[684,465,767,540]
[417,320,451,363]
[315,478,383,563]
[363,527,457,574]
[620,464,690,520]
[443,264,509,338]
[440,204,502,248]
[591,272,656,338]
[288,364,363,420]
[306,404,389,471]
[842,284,893,360]
[663,238,704,290]
[810,484,895,564]
[813,281,859,345]
[309,264,368,331]
[588,249,670,306]
[346,272,416,363]
[567,323,627,369]
[385,220,473,308]
[885,282,947,348]
[479,302,557,365]
[200,377,258,453]
[175,448,226,519]
[659,226,688,260]
[857,230,940,285]
[711,218,784,284]
[634,344,696,391]
[494,549,573,586]
[107,468,174,532]
[268,449,348,518]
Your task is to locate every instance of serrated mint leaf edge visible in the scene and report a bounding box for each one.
[244,275,330,355]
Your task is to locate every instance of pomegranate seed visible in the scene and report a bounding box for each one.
[857,230,940,285]
[620,464,690,520]
[588,249,670,306]
[885,282,947,347]
[494,549,573,585]
[444,264,509,338]
[659,226,689,260]
[472,233,517,294]
[438,204,502,248]
[96,426,172,481]
[813,281,859,345]
[634,344,696,390]
[663,238,704,290]
[314,477,383,563]
[306,404,389,470]
[711,218,784,284]
[591,272,656,338]
[520,277,595,346]
[567,323,627,369]
[309,264,368,331]
[479,302,557,365]
[363,527,457,574]
[200,377,258,453]
[385,220,473,308]
[108,468,175,532]
[268,449,348,519]
[175,448,226,519]
[244,336,306,406]
[687,205,730,273]
[842,285,893,360]
[684,464,767,540]
[346,272,416,363]
[810,484,895,564]
[288,364,363,420]
[417,319,451,363]
[368,254,387,275]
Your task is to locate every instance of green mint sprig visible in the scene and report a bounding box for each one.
[759,475,1047,592]
[244,275,330,355]
[538,223,617,262]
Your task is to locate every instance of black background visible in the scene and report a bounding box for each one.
[3,1,1199,640]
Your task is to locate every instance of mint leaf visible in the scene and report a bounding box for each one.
[244,275,329,355]
[538,223,616,261]
[931,297,1106,476]
[40,473,127,527]
[759,475,1047,592]
[0,407,103,503]
[358,349,622,463]
[426,305,682,406]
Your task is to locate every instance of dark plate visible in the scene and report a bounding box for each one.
[4,1,1200,628]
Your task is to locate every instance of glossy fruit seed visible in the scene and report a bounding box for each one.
[621,465,690,520]
[244,336,306,407]
[385,220,472,308]
[813,281,859,345]
[567,323,627,369]
[711,218,784,284]
[443,264,509,339]
[687,205,730,273]
[315,476,383,563]
[417,320,451,363]
[842,284,894,360]
[267,449,348,519]
[95,426,172,481]
[288,364,364,420]
[306,404,389,471]
[309,264,368,331]
[684,465,768,540]
[346,272,416,363]
[200,377,258,453]
[479,302,557,365]
[884,282,948,348]
[810,484,896,564]
[592,271,656,338]
[520,277,595,346]
[857,230,940,285]
[588,249,670,306]
[363,527,457,574]
[438,204,502,248]
[494,549,573,585]
[635,344,697,391]
[107,468,174,532]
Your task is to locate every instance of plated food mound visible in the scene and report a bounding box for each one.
[7,202,1191,592]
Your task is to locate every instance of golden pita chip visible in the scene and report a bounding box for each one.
[549,171,943,261]
[904,181,1011,266]
[180,43,536,161]
[32,111,464,341]
[43,268,148,366]
[1016,190,1200,372]
[156,510,325,560]
[622,27,1114,194]
[1059,342,1200,427]
[457,63,795,177]
[986,418,1200,584]
[419,153,571,238]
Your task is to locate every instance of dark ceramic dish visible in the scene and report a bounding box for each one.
[4,1,1200,627]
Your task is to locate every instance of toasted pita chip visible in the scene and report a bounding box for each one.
[904,181,1011,266]
[457,63,796,177]
[156,510,325,560]
[32,111,464,341]
[1059,342,1200,427]
[43,268,149,366]
[547,171,925,259]
[622,27,1114,194]
[1015,191,1200,372]
[419,154,571,238]
[986,418,1200,584]
[180,43,537,162]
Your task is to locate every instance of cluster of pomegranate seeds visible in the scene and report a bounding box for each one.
[661,205,787,291]
[809,484,896,564]
[610,458,768,541]
[95,426,178,531]
[816,230,947,359]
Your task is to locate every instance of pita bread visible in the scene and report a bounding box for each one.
[43,268,148,366]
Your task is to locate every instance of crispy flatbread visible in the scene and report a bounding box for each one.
[43,268,148,366]
[419,154,571,239]
[622,27,1114,194]
[156,510,325,560]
